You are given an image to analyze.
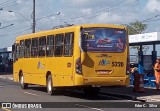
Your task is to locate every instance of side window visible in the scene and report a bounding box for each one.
[19,40,24,58]
[15,44,19,60]
[46,35,54,56]
[55,34,64,56]
[24,39,31,57]
[31,38,38,57]
[64,32,74,56]
[38,36,46,56]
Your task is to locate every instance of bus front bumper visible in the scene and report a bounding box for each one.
[83,76,130,86]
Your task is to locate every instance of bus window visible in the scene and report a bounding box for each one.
[64,32,74,56]
[46,35,54,56]
[15,44,19,61]
[19,40,24,58]
[38,36,46,57]
[24,39,31,58]
[55,34,63,56]
[31,38,38,57]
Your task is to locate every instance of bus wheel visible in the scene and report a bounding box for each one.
[84,86,100,96]
[20,74,28,89]
[47,75,53,95]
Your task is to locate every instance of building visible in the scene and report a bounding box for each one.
[129,32,160,74]
[0,46,12,72]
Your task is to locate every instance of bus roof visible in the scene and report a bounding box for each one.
[16,24,126,40]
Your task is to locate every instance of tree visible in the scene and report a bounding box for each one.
[127,20,148,54]
[127,20,147,35]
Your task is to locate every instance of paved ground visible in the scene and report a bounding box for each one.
[102,86,160,102]
[0,78,139,111]
[0,73,160,102]
[0,73,13,81]
[0,73,160,111]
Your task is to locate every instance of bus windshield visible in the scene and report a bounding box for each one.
[81,28,126,52]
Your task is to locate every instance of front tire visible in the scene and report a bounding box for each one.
[47,75,54,95]
[20,74,28,89]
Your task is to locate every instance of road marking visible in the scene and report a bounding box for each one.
[0,77,6,79]
[8,78,14,81]
[24,91,39,96]
[0,76,13,81]
[75,104,104,111]
[0,107,12,111]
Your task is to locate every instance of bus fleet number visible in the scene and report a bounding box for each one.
[112,62,124,67]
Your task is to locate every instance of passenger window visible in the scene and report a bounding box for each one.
[31,38,38,57]
[64,32,74,56]
[24,39,31,57]
[16,44,19,59]
[55,34,63,56]
[46,35,54,56]
[19,40,24,58]
[38,37,46,56]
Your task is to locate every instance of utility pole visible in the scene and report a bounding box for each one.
[32,0,36,33]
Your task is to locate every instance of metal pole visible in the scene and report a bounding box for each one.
[32,0,36,33]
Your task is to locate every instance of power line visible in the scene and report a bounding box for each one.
[10,28,32,36]
[7,10,42,31]
[146,18,160,22]
[36,0,133,24]
[0,1,18,7]
[141,14,160,23]
[0,28,31,38]
[0,0,11,5]
[36,12,60,21]
[0,24,13,29]
[65,0,128,20]
[69,0,138,22]
[2,3,19,8]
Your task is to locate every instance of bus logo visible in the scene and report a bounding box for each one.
[37,61,45,69]
[98,59,110,66]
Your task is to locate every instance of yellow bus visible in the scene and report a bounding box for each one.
[12,24,130,95]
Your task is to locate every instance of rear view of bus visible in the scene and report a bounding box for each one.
[76,25,130,93]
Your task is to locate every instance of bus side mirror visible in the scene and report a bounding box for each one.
[12,44,15,52]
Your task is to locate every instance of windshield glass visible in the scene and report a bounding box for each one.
[81,28,126,52]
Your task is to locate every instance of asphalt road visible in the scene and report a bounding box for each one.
[0,78,159,111]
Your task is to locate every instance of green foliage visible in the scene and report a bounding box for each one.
[127,20,147,35]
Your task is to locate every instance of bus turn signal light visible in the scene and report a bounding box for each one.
[76,57,82,74]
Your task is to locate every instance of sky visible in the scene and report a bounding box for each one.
[0,0,160,48]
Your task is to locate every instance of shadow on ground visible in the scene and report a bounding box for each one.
[101,86,160,97]
[28,86,124,100]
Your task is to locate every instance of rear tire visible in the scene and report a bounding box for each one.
[47,75,54,95]
[84,86,100,96]
[20,74,28,89]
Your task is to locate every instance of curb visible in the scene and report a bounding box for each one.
[0,76,14,81]
[100,91,146,102]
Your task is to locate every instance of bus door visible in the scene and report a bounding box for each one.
[12,43,19,82]
[36,37,46,85]
[81,27,127,78]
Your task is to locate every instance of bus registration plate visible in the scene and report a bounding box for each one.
[95,70,113,75]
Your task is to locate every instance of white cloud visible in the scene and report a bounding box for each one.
[67,0,90,5]
[96,12,121,23]
[146,0,160,12]
[0,0,160,48]
[60,0,108,8]
[80,8,92,15]
[16,0,22,4]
